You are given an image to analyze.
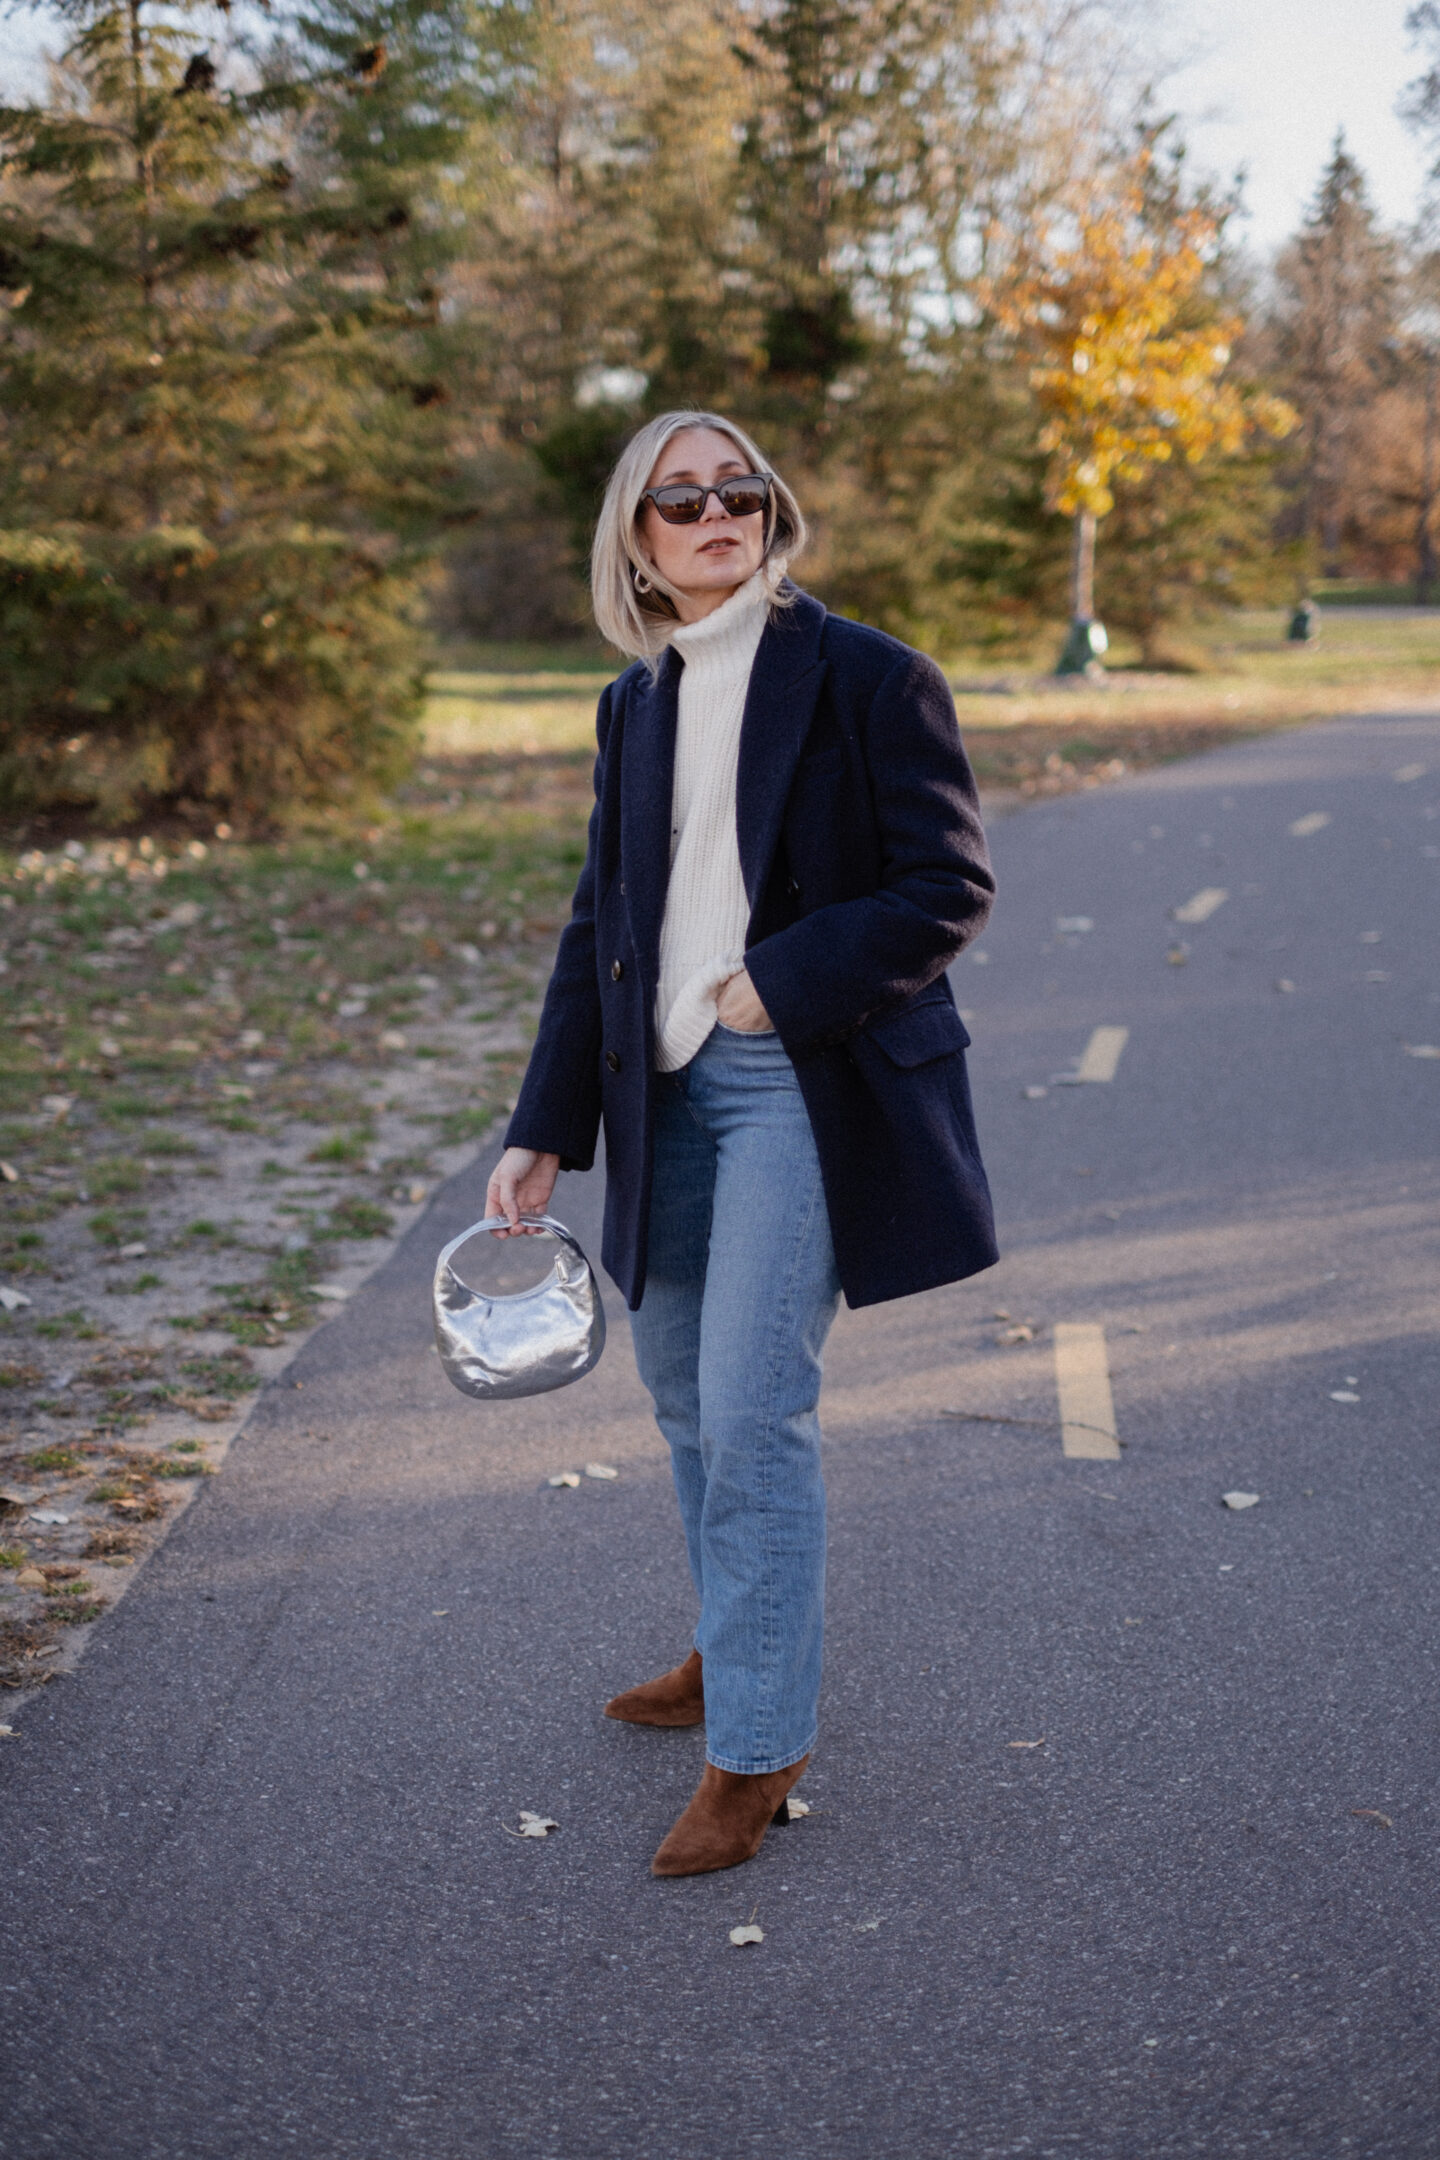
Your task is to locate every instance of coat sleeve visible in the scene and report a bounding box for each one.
[502,687,612,1171]
[743,650,995,1054]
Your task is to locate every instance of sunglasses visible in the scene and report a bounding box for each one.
[639,473,772,525]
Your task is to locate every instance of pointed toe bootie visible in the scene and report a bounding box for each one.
[650,1754,810,1877]
[604,1649,705,1728]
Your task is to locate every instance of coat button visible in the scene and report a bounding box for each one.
[605,1050,621,1073]
[611,959,624,981]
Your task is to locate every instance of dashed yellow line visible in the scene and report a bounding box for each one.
[1054,1323,1120,1460]
[1172,886,1228,924]
[1073,1025,1129,1083]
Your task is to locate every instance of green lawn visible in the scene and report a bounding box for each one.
[421,607,1440,793]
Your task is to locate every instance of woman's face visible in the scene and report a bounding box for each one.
[636,427,768,618]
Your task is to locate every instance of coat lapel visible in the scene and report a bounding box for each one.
[736,589,828,909]
[619,644,681,990]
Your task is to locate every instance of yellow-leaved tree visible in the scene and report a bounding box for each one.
[988,156,1296,672]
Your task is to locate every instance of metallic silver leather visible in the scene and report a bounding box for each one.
[432,1214,606,1401]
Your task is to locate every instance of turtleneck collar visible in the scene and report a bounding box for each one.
[667,569,772,669]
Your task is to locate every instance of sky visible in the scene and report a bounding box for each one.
[0,0,1429,260]
[1165,0,1431,250]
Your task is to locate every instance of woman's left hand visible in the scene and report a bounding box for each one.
[716,968,773,1033]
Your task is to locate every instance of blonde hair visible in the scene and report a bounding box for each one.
[589,410,807,660]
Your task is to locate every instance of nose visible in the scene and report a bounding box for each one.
[698,487,731,521]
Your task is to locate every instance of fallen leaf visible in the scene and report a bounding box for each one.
[379,1029,408,1051]
[40,1094,73,1120]
[0,1162,17,1182]
[1008,1738,1046,1749]
[584,1463,618,1480]
[547,1472,580,1488]
[729,1923,765,1946]
[996,1323,1034,1345]
[1275,978,1296,994]
[1166,943,1190,966]
[1023,1085,1048,1099]
[854,1919,882,1933]
[1056,916,1094,933]
[506,1811,558,1839]
[1350,1808,1393,1828]
[1329,1390,1360,1404]
[1221,1491,1260,1511]
[1288,811,1331,837]
[1392,763,1426,782]
[993,1308,1012,1321]
[407,1182,428,1204]
[0,1724,15,1738]
[118,1242,148,1260]
[1404,1043,1440,1059]
[0,1287,34,1313]
[431,1609,449,1617]
[28,1510,70,1526]
[786,1796,810,1817]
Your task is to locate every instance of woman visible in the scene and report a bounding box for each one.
[486,410,997,1878]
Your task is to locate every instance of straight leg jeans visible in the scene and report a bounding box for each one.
[628,1024,842,1774]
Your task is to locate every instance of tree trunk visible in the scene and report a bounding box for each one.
[1071,507,1096,620]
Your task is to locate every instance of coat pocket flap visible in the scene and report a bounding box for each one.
[863,997,971,1067]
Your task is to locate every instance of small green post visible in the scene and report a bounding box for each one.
[1056,617,1109,676]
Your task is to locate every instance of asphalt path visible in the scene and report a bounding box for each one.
[2,709,1438,2160]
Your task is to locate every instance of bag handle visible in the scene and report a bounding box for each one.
[434,1213,587,1290]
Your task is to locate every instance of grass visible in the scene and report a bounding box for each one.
[419,606,1440,799]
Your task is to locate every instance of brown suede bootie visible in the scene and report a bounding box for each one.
[650,1754,810,1877]
[604,1649,705,1729]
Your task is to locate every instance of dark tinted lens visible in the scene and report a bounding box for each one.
[651,486,706,523]
[717,476,769,517]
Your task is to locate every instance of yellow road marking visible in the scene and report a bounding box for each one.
[1074,1025,1129,1082]
[1054,1324,1120,1460]
[1289,811,1331,837]
[1172,886,1228,924]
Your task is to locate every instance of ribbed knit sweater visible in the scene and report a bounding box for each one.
[653,571,773,1071]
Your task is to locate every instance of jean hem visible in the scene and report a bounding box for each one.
[705,1735,814,1776]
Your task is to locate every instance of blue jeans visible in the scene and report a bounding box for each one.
[628,1025,842,1774]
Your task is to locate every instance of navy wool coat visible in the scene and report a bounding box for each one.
[505,587,999,1310]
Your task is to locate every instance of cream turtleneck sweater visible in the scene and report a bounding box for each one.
[653,571,774,1072]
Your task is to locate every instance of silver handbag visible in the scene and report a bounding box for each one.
[432,1214,606,1401]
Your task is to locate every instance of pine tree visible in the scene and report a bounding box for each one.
[1271,137,1396,577]
[0,0,483,825]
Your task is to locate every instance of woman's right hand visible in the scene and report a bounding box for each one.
[485,1146,561,1234]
